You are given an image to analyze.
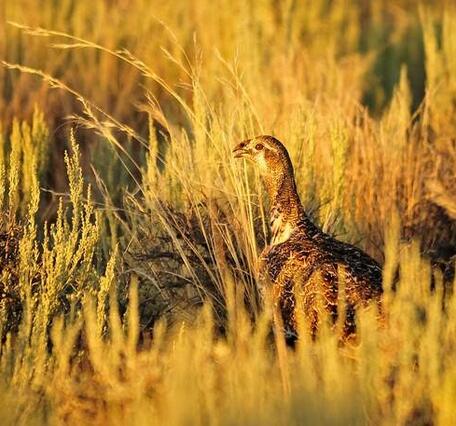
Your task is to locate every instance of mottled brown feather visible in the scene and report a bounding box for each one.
[234,135,383,340]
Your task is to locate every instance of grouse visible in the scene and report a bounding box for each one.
[233,135,383,340]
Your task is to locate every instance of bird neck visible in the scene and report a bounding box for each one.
[263,171,306,244]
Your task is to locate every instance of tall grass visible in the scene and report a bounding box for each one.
[1,0,455,425]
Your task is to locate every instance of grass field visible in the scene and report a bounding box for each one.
[1,1,456,424]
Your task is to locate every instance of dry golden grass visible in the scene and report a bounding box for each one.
[1,1,455,425]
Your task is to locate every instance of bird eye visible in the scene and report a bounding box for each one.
[255,143,264,150]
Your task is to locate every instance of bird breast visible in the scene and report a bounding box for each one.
[270,211,294,245]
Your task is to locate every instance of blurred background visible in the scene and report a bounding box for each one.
[2,0,454,248]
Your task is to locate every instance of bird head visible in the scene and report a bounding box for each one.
[232,135,293,177]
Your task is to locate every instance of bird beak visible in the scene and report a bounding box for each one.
[232,142,250,159]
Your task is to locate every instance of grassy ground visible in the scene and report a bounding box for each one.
[1,1,455,424]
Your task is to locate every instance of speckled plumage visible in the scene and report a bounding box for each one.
[233,135,383,339]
